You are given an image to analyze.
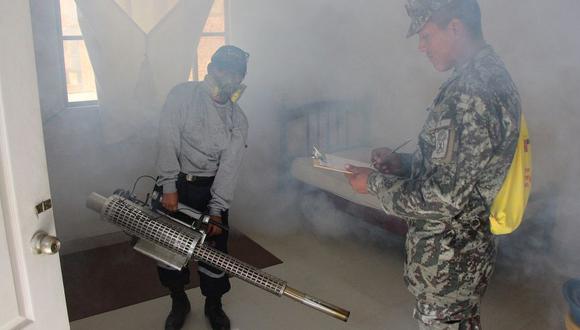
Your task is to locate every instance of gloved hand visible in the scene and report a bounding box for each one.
[162,192,179,212]
[371,147,403,175]
[207,215,224,237]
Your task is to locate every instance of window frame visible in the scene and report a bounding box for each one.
[55,0,98,109]
[192,0,231,81]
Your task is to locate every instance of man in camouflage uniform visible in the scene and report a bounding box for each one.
[346,0,521,328]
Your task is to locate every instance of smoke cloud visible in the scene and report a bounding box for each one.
[33,0,580,326]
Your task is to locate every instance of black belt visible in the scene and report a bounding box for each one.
[178,172,215,184]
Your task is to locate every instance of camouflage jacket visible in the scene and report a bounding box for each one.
[368,45,521,303]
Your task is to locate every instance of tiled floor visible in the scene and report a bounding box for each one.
[70,220,567,330]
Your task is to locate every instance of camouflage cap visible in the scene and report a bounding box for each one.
[405,0,455,38]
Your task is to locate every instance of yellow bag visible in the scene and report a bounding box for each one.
[489,114,532,235]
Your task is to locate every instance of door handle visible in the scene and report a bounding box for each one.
[31,231,61,255]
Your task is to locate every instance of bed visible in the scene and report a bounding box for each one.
[280,100,408,235]
[280,100,555,245]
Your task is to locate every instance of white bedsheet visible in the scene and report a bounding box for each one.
[290,148,383,210]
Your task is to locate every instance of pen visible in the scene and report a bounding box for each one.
[391,139,412,153]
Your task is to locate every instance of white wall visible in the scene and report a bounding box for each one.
[32,0,580,273]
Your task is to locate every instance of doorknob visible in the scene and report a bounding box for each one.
[31,231,61,255]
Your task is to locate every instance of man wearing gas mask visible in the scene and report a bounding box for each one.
[156,45,249,330]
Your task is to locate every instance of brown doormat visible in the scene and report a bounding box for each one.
[61,231,282,321]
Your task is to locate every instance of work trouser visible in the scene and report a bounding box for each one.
[157,174,231,298]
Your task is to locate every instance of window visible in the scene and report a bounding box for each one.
[59,0,97,103]
[58,0,229,105]
[193,0,229,81]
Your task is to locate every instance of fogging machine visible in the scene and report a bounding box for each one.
[85,187,350,322]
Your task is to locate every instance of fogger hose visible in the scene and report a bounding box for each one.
[86,192,350,322]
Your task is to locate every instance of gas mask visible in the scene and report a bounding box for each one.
[206,74,246,104]
[220,82,246,104]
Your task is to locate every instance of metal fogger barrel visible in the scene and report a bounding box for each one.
[86,192,350,322]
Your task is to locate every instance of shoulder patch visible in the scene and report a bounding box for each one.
[432,119,455,162]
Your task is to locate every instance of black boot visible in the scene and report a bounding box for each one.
[165,291,191,330]
[204,296,230,330]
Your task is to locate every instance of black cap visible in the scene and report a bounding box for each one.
[211,45,249,76]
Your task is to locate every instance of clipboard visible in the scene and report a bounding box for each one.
[312,145,371,174]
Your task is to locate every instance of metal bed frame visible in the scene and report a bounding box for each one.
[279,100,407,235]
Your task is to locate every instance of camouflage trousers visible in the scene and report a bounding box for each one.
[404,225,497,329]
[415,300,481,329]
